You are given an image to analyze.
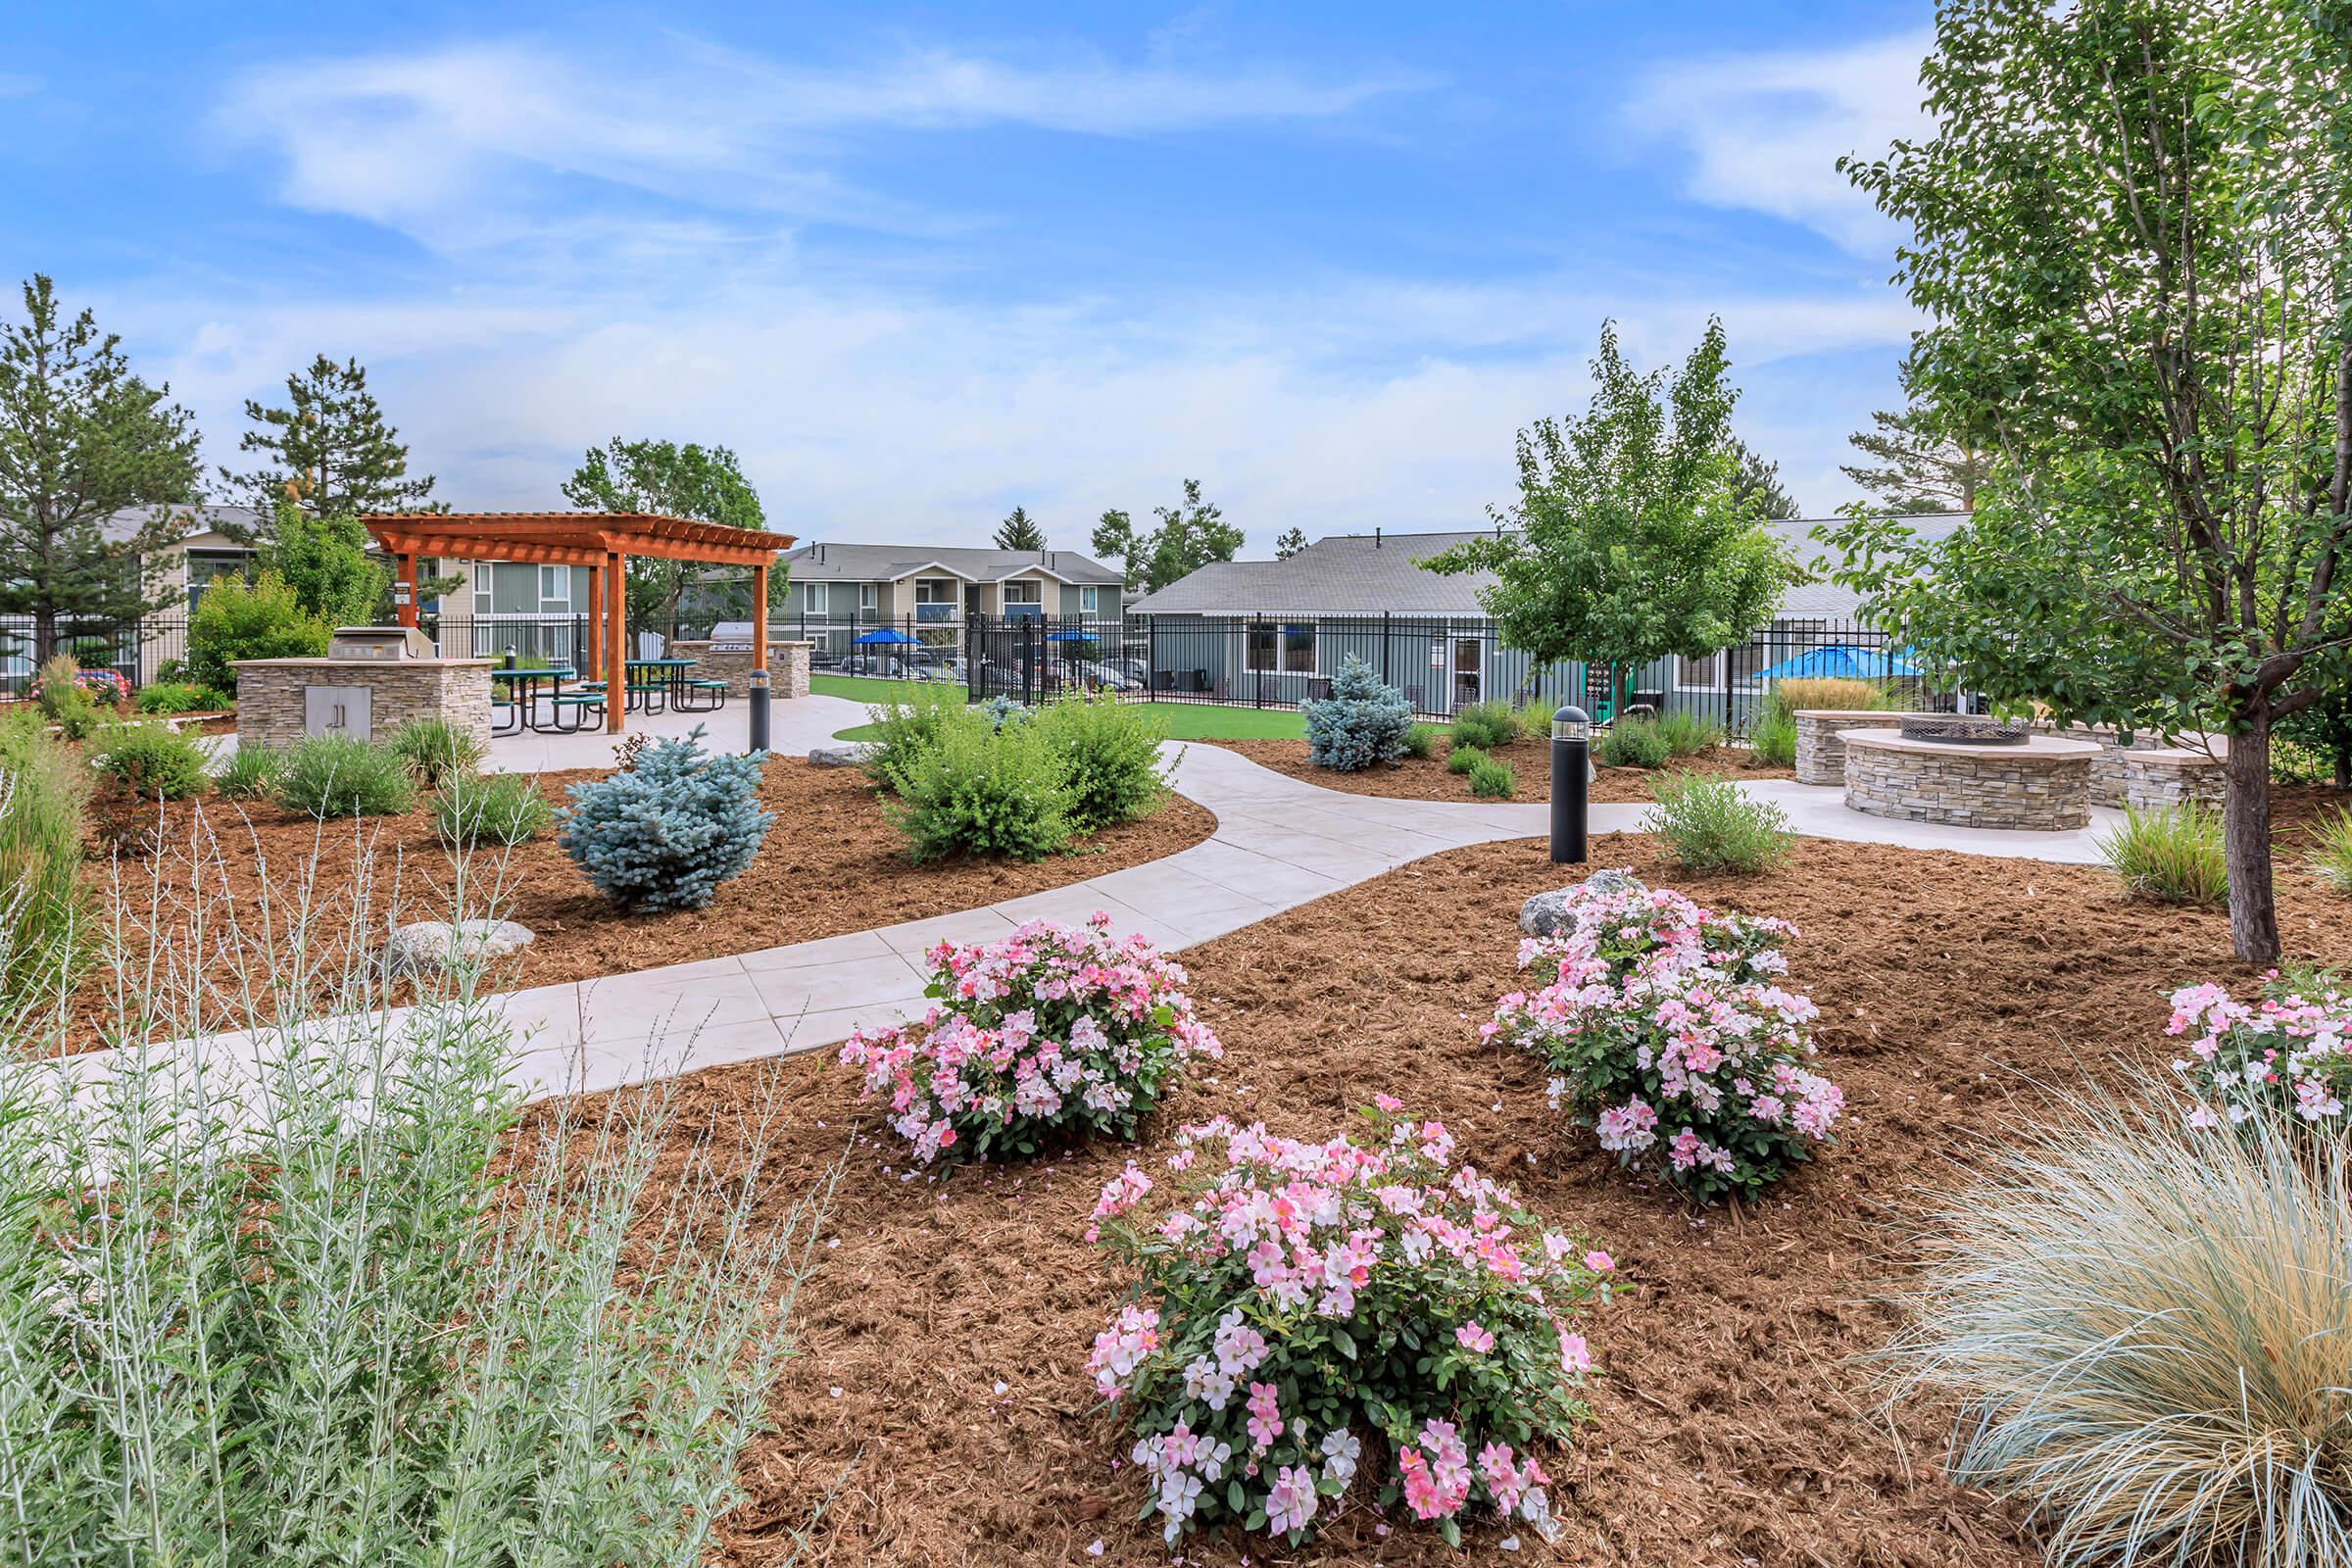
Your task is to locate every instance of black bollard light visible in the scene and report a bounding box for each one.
[1550,704,1590,864]
[748,667,770,754]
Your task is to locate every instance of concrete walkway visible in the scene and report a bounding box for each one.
[90,692,2121,1109]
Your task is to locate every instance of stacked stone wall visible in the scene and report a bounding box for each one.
[235,659,494,749]
[1842,739,2092,830]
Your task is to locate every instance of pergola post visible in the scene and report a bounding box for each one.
[752,563,769,675]
[585,565,603,681]
[606,551,626,735]
[396,554,418,628]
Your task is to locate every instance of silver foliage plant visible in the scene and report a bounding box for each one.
[0,804,830,1566]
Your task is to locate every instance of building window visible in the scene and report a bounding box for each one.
[913,577,956,605]
[1002,580,1041,605]
[1079,585,1101,614]
[1675,651,1724,691]
[1247,622,1316,673]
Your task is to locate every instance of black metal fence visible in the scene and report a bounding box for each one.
[956,611,1954,733]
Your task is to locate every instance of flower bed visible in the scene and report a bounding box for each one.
[841,915,1221,1161]
[1086,1101,1610,1547]
[1483,873,1842,1200]
[2166,970,2352,1126]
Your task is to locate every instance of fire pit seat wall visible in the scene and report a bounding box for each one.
[233,658,496,749]
[1793,710,1926,786]
[1840,727,2100,831]
[665,639,812,698]
[2120,748,2228,812]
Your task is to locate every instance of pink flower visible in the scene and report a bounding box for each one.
[1246,1382,1282,1449]
[1454,1320,1495,1353]
[1584,1250,1615,1273]
[1266,1463,1319,1535]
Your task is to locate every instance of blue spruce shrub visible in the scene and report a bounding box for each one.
[558,725,773,911]
[1301,655,1414,773]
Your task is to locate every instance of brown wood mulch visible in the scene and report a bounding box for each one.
[1209,735,1796,803]
[570,803,2352,1568]
[56,760,1213,1054]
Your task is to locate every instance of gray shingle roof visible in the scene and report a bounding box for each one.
[1128,530,1498,616]
[1131,515,1972,621]
[784,541,1123,586]
[101,504,266,547]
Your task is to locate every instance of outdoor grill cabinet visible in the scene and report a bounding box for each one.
[325,625,438,662]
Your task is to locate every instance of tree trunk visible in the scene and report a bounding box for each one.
[2335,747,2350,791]
[2223,711,2279,964]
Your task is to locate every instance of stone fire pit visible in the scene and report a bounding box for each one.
[1840,726,2101,830]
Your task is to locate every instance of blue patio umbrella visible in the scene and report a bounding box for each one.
[1755,643,1921,682]
[853,627,917,645]
[1045,628,1098,643]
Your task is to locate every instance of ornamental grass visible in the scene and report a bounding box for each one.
[1888,1083,2352,1566]
[2098,804,2227,906]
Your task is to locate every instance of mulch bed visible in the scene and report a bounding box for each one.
[58,760,1214,1054]
[579,803,2352,1567]
[1210,735,1795,803]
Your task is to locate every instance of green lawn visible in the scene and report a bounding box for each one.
[819,681,1314,742]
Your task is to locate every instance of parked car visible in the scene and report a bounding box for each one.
[836,654,910,677]
[1071,660,1141,693]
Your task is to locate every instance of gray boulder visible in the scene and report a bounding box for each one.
[808,743,875,767]
[383,919,536,979]
[1517,868,1646,937]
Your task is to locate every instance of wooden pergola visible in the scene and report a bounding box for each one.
[363,512,796,734]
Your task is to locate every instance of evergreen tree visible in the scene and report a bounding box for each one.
[255,500,387,626]
[993,507,1046,551]
[0,275,201,662]
[1274,526,1309,560]
[562,437,774,639]
[1730,440,1801,519]
[222,354,439,526]
[1841,399,1990,513]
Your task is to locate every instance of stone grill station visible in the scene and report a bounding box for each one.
[235,626,495,749]
[1838,716,2102,831]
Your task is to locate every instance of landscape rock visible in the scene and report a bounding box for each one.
[808,743,875,767]
[383,919,536,979]
[1517,868,1646,937]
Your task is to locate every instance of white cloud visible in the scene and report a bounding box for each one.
[215,36,1434,242]
[1626,31,1934,252]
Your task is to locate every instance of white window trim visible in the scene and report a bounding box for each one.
[1245,622,1317,675]
[1079,585,1101,613]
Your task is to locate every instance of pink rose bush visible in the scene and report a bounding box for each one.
[1086,1102,1611,1548]
[839,914,1220,1162]
[2167,970,2352,1128]
[1484,873,1842,1202]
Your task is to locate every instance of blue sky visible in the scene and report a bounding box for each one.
[3,2,1936,555]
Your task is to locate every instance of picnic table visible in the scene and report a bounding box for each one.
[623,658,705,713]
[490,665,574,733]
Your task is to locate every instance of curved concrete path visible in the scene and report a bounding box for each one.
[57,695,2121,1110]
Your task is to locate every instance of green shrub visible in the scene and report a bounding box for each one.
[0,710,89,1010]
[434,770,553,848]
[862,682,978,795]
[1511,697,1556,739]
[185,569,328,695]
[1653,710,1722,758]
[1596,718,1671,768]
[1449,701,1519,751]
[1301,656,1414,771]
[2098,804,2226,905]
[559,726,772,910]
[1747,707,1798,767]
[215,741,286,801]
[132,680,211,715]
[1889,1084,2352,1568]
[0,916,822,1564]
[91,720,212,801]
[1401,722,1439,760]
[388,715,486,788]
[1770,675,1887,715]
[1467,754,1516,799]
[1642,772,1793,873]
[1033,692,1170,831]
[278,734,417,818]
[1446,743,1489,775]
[2307,807,2352,895]
[888,714,1073,862]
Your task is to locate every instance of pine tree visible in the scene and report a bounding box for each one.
[1840,401,1989,513]
[0,275,201,662]
[1274,526,1309,560]
[993,507,1046,551]
[222,355,440,527]
[1730,440,1801,519]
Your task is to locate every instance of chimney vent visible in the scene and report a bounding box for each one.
[1375,527,1382,550]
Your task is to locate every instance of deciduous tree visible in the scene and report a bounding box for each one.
[0,275,200,662]
[561,437,777,638]
[1828,0,2352,961]
[1425,318,1798,714]
[256,500,386,626]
